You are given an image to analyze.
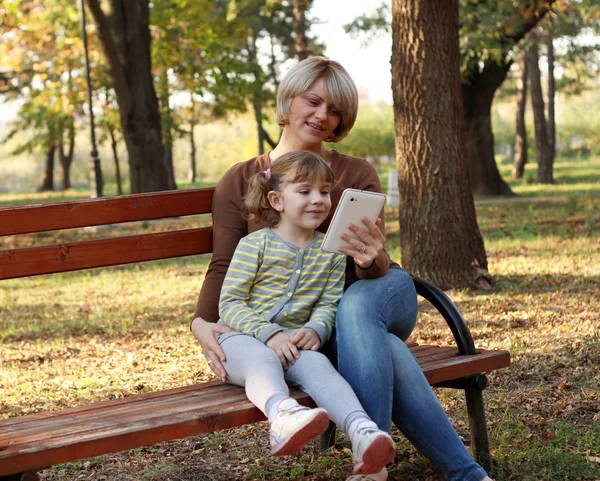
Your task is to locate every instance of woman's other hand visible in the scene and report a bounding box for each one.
[339,216,385,268]
[288,328,321,351]
[190,317,233,382]
[266,332,300,369]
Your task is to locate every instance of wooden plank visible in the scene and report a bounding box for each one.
[0,387,314,477]
[0,228,212,280]
[421,350,511,385]
[0,188,214,236]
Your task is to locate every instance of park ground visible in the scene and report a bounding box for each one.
[1,156,599,480]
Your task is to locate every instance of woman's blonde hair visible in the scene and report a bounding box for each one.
[245,151,335,227]
[276,56,359,143]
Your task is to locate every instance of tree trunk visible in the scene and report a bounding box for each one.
[158,70,177,191]
[57,119,75,190]
[86,0,170,194]
[512,55,528,179]
[109,127,123,196]
[292,0,310,60]
[462,62,514,197]
[248,34,266,155]
[391,0,492,290]
[38,142,56,192]
[546,36,556,162]
[188,94,197,184]
[527,44,553,184]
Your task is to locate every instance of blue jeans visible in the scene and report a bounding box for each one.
[331,267,487,481]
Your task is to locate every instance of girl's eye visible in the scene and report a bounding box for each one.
[329,108,340,116]
[299,190,309,195]
[321,191,330,195]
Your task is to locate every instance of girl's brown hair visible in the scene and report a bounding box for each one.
[244,151,335,227]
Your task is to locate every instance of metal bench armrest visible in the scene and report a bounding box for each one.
[411,276,476,355]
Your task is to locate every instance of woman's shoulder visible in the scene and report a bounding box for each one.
[331,150,378,173]
[216,154,270,189]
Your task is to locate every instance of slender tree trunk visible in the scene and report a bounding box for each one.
[512,55,528,179]
[546,36,556,162]
[527,43,553,184]
[248,34,265,155]
[292,0,310,60]
[188,93,197,184]
[86,0,169,193]
[392,0,492,290]
[158,70,177,191]
[108,127,123,196]
[39,142,56,192]
[462,62,514,197]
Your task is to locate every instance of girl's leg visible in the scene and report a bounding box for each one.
[220,333,289,413]
[220,333,329,456]
[335,269,487,481]
[285,350,395,475]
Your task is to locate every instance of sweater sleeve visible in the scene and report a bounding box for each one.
[194,164,248,323]
[218,238,283,343]
[303,254,346,344]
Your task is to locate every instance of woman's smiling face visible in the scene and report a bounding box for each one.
[286,77,341,148]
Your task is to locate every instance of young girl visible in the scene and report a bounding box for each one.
[216,150,395,476]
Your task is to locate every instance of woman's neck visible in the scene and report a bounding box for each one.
[270,132,332,165]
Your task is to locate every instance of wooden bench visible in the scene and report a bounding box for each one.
[0,187,511,480]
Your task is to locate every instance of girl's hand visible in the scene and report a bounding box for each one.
[190,317,234,382]
[338,217,385,269]
[266,332,300,369]
[288,328,321,351]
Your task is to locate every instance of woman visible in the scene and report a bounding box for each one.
[190,56,493,481]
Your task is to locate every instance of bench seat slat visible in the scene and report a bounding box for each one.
[0,347,510,476]
[0,228,212,280]
[0,189,214,236]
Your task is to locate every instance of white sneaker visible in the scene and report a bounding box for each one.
[269,398,329,456]
[346,467,388,480]
[351,420,395,475]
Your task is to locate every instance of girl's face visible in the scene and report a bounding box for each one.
[286,77,341,148]
[268,174,332,234]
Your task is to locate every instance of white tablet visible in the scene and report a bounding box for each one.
[321,188,386,254]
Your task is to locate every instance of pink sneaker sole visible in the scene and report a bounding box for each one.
[271,409,329,456]
[353,434,395,475]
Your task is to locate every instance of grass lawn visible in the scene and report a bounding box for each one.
[1,157,599,480]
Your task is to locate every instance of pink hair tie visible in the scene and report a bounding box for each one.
[263,168,272,181]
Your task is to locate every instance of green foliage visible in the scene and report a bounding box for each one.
[332,101,395,162]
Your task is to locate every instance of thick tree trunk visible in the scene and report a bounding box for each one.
[38,142,56,192]
[108,127,123,196]
[512,55,528,179]
[462,62,514,197]
[86,0,169,194]
[546,36,556,162]
[391,0,492,290]
[527,44,553,184]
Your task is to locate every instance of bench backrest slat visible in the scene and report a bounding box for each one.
[0,188,214,236]
[0,228,213,280]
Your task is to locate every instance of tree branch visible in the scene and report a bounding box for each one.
[502,0,556,44]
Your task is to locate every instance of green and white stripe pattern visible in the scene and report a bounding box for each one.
[219,228,346,344]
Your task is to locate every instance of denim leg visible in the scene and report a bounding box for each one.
[388,334,487,481]
[336,268,417,433]
[335,268,487,481]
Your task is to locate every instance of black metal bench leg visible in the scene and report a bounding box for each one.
[0,472,40,481]
[319,420,337,451]
[465,388,492,473]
